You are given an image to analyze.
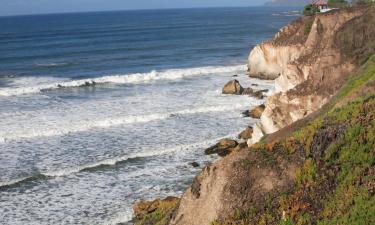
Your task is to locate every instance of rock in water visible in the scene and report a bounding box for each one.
[238,126,253,140]
[222,80,244,95]
[204,139,238,157]
[242,87,254,95]
[190,162,200,167]
[250,104,266,119]
[242,110,251,117]
[252,90,266,99]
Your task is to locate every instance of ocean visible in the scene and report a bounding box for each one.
[0,7,300,225]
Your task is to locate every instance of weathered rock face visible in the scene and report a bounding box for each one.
[222,80,244,95]
[238,126,253,140]
[249,104,266,119]
[169,149,304,225]
[248,17,308,80]
[248,44,302,80]
[261,93,329,134]
[246,123,265,146]
[166,7,374,225]
[247,7,370,145]
[204,139,238,157]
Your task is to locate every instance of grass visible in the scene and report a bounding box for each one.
[211,54,375,225]
[136,55,375,225]
[135,198,179,225]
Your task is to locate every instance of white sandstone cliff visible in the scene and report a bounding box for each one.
[247,8,363,146]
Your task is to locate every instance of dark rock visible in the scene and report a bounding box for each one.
[242,87,254,95]
[252,90,265,99]
[190,162,200,167]
[205,138,238,157]
[242,110,251,117]
[222,80,244,95]
[232,74,238,77]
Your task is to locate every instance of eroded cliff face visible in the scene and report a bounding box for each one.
[248,44,302,80]
[248,17,307,80]
[164,6,374,225]
[248,6,371,145]
[169,148,304,225]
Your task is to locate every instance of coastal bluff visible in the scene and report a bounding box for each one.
[133,4,375,225]
[248,5,374,145]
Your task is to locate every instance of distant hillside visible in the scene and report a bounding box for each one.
[264,0,310,6]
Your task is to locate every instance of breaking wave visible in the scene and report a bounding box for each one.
[0,64,246,97]
[0,131,238,190]
[0,103,248,143]
[35,62,70,68]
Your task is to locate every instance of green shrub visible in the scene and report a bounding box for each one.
[303,4,319,16]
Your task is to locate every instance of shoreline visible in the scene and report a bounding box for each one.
[132,4,375,225]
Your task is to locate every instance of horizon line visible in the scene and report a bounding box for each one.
[0,5,302,18]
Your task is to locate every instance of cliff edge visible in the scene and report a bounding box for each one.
[248,5,374,145]
[134,5,375,225]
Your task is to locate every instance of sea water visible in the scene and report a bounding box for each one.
[0,7,299,225]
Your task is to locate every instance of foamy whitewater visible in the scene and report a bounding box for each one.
[0,7,298,225]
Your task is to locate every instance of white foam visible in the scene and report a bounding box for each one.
[0,177,33,188]
[101,210,133,225]
[35,62,69,67]
[0,103,247,143]
[0,64,246,97]
[44,130,240,177]
[42,146,179,177]
[0,132,238,188]
[0,145,182,187]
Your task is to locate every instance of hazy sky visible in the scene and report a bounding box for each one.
[0,0,267,16]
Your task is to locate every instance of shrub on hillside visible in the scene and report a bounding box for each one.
[303,4,319,16]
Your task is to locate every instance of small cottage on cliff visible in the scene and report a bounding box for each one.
[312,0,332,12]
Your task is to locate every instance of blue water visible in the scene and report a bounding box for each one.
[0,7,299,225]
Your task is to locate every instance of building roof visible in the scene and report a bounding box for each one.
[312,0,328,6]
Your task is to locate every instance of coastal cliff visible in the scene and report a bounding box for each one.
[248,5,374,144]
[133,5,375,225]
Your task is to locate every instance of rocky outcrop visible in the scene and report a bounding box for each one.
[261,94,329,134]
[164,6,374,225]
[242,105,265,119]
[169,148,304,225]
[238,126,253,140]
[222,80,267,99]
[222,80,244,95]
[247,6,371,145]
[246,123,265,146]
[248,44,302,79]
[249,104,266,119]
[133,6,375,225]
[190,162,200,168]
[204,139,238,157]
[247,17,308,79]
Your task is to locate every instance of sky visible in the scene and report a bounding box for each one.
[0,0,268,17]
